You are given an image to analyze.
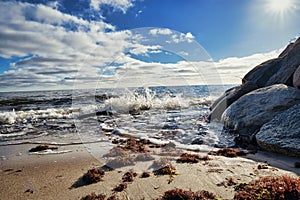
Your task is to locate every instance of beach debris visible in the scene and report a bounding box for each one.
[152,159,178,184]
[140,171,151,178]
[217,177,237,188]
[209,148,246,157]
[122,171,137,182]
[80,192,106,200]
[135,153,155,161]
[176,153,211,163]
[107,195,119,200]
[258,164,269,169]
[29,145,58,152]
[234,176,300,200]
[207,168,223,173]
[157,188,217,200]
[123,137,149,153]
[4,168,13,172]
[294,162,300,168]
[82,168,105,184]
[154,164,179,184]
[24,189,34,194]
[24,179,36,194]
[106,156,135,168]
[154,164,178,176]
[113,183,127,192]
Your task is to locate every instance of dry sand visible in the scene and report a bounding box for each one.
[0,143,299,200]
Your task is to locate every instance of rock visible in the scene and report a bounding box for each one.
[293,65,300,88]
[243,37,300,87]
[256,104,300,156]
[209,82,258,120]
[191,138,204,145]
[221,84,300,136]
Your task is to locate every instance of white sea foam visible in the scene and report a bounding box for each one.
[104,87,193,113]
[28,149,72,155]
[0,108,75,125]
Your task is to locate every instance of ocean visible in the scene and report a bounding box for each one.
[0,85,237,152]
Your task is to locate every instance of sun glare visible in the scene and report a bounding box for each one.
[265,0,298,18]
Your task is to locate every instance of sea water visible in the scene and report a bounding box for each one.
[0,85,237,152]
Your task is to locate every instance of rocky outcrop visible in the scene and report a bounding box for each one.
[221,84,300,136]
[293,65,300,88]
[243,37,300,87]
[210,38,300,121]
[209,82,258,120]
[256,104,300,156]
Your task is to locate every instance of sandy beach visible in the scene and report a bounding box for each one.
[1,142,299,200]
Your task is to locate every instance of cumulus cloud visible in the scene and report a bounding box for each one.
[96,48,281,88]
[215,49,281,83]
[0,1,155,91]
[0,1,283,91]
[170,32,195,43]
[90,0,135,13]
[149,28,172,35]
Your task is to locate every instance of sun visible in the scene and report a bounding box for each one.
[265,0,298,19]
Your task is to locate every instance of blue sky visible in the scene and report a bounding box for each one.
[0,0,299,91]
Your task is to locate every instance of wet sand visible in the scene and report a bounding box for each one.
[0,143,299,200]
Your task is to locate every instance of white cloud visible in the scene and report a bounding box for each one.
[149,28,172,35]
[96,49,282,88]
[0,2,283,91]
[215,49,281,83]
[171,32,195,43]
[90,0,135,13]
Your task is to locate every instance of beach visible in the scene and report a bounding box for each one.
[1,142,299,200]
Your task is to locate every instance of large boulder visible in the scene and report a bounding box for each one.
[256,104,300,157]
[209,37,300,120]
[209,82,258,120]
[243,37,300,87]
[293,65,300,88]
[221,84,300,136]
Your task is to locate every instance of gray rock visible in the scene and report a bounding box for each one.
[221,84,300,136]
[209,82,258,120]
[256,104,300,156]
[243,38,300,87]
[293,65,300,88]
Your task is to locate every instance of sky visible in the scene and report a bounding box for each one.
[0,0,299,92]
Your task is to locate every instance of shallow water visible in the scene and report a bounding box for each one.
[0,85,236,151]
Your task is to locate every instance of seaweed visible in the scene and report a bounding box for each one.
[135,153,155,161]
[123,138,149,153]
[157,188,216,200]
[122,171,137,182]
[209,148,246,157]
[176,153,211,163]
[217,177,237,188]
[29,145,58,152]
[80,193,106,200]
[140,171,151,178]
[113,183,127,192]
[234,176,300,200]
[82,168,105,184]
[107,195,119,200]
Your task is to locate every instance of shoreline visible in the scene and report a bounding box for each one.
[1,142,299,200]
